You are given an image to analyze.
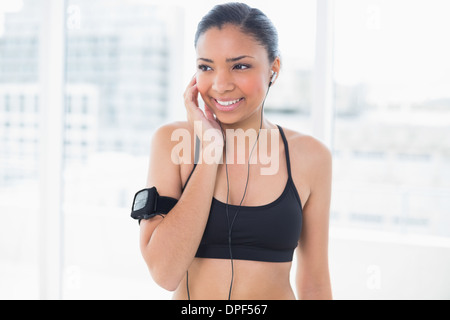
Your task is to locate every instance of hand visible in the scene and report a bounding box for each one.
[184,75,224,151]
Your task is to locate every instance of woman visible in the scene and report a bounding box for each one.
[139,2,332,300]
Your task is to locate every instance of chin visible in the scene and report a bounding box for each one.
[216,112,254,127]
[214,113,238,125]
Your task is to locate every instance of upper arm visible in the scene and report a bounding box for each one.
[140,122,184,252]
[146,122,184,198]
[294,136,332,298]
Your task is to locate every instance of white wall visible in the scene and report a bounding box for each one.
[328,227,450,300]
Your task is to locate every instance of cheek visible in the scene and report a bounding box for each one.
[196,74,210,101]
[238,76,267,99]
[195,73,268,102]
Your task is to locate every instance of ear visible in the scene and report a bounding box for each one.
[270,56,281,85]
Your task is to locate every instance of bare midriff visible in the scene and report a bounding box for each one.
[172,258,295,300]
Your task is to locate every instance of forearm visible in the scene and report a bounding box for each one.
[296,280,332,300]
[141,162,219,290]
[296,257,333,300]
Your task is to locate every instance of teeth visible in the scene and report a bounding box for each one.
[216,98,242,106]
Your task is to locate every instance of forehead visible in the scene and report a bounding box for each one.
[196,24,269,63]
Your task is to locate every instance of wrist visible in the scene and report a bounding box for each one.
[195,144,224,166]
[194,131,224,166]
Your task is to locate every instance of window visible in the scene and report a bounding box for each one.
[3,0,447,300]
[0,0,41,299]
[332,0,450,236]
[63,0,183,299]
[257,0,316,134]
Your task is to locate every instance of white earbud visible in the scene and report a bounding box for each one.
[269,72,278,87]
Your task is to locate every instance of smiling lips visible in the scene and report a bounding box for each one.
[214,97,244,111]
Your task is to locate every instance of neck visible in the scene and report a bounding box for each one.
[219,109,275,165]
[219,109,268,135]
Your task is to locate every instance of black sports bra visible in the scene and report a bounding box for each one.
[184,125,302,263]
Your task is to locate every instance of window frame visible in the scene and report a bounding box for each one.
[38,0,66,300]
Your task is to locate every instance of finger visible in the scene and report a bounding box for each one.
[184,75,197,102]
[185,74,197,92]
[190,84,199,108]
[184,83,199,111]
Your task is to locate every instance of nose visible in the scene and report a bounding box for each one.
[212,71,234,94]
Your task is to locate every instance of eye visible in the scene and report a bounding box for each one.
[233,64,250,70]
[198,64,212,72]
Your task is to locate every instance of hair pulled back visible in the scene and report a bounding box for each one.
[194,2,279,63]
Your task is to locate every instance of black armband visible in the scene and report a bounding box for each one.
[130,187,178,222]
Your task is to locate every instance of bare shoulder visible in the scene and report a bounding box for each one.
[152,121,191,145]
[281,126,332,166]
[280,126,332,199]
[148,121,191,199]
[151,120,195,167]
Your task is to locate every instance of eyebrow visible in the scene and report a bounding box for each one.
[197,55,255,63]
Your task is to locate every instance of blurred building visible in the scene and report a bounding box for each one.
[332,84,450,236]
[0,0,173,149]
[0,0,449,236]
[0,85,39,185]
[65,0,173,156]
[0,0,176,188]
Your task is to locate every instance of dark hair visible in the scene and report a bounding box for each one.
[194,2,279,63]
